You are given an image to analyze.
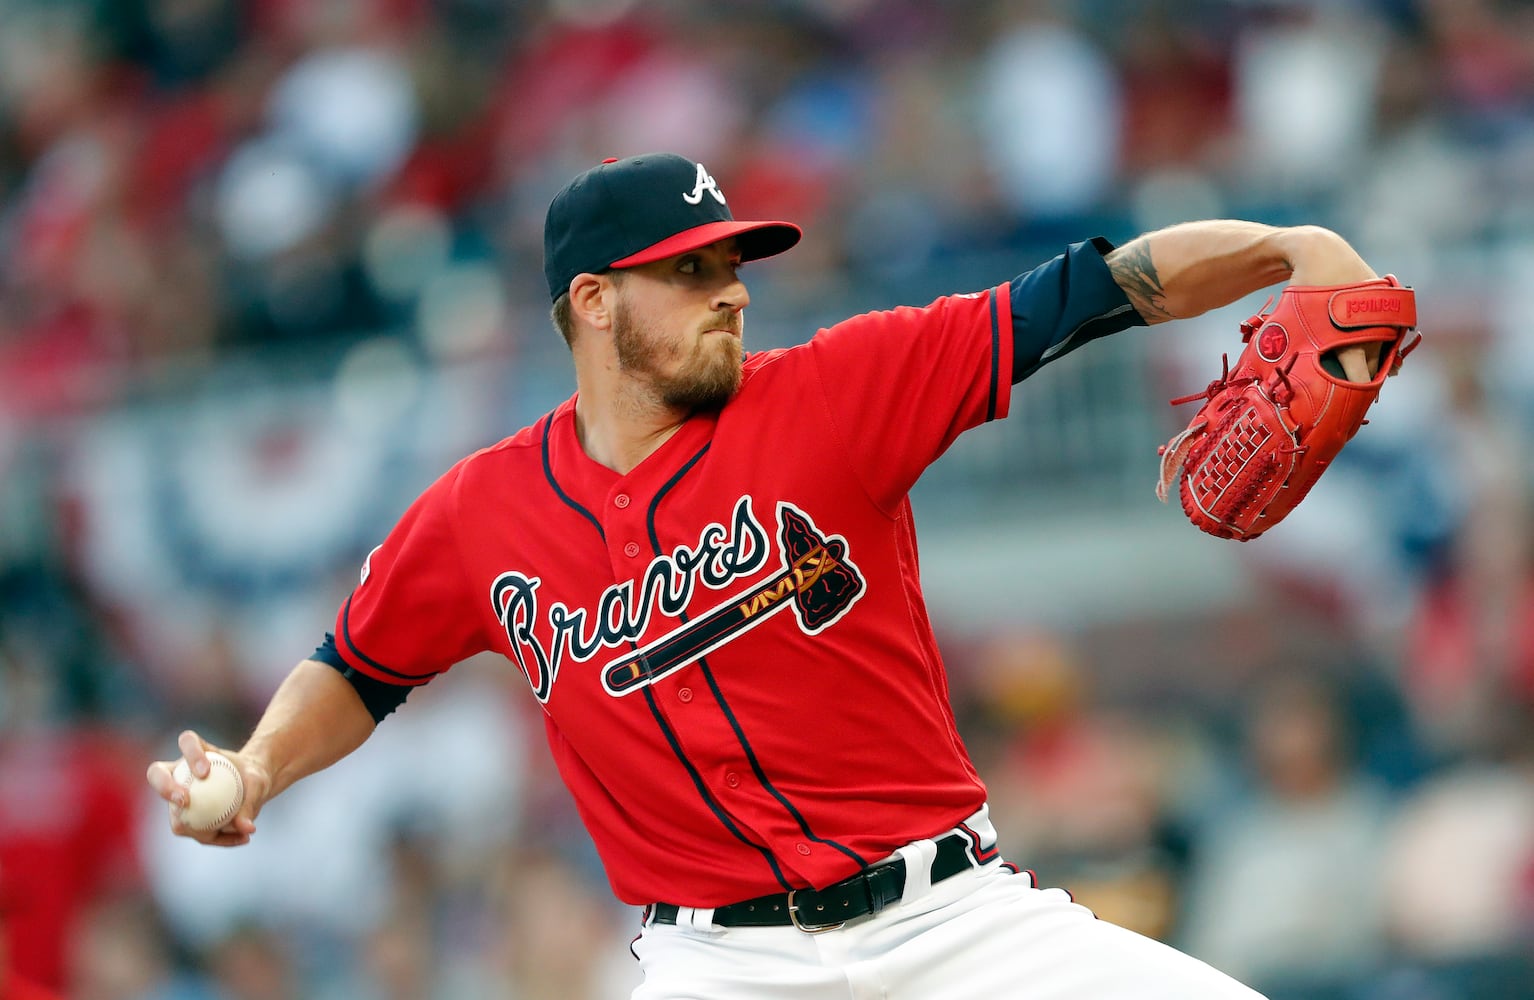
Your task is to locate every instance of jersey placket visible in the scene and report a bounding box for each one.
[605,480,833,884]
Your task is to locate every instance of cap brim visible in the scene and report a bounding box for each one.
[609,219,802,270]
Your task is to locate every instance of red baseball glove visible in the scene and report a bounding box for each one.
[1156,275,1420,540]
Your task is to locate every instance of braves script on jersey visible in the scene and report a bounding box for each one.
[329,234,1141,909]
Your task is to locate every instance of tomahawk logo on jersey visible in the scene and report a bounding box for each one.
[490,497,865,702]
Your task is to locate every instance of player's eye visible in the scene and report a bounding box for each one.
[673,255,741,279]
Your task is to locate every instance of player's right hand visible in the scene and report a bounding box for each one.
[145,729,270,848]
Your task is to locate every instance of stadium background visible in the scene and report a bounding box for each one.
[1,0,1532,997]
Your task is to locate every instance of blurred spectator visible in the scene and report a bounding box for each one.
[481,849,642,1000]
[68,893,215,1000]
[975,5,1122,224]
[1229,4,1389,204]
[0,874,64,1000]
[959,630,1188,940]
[1379,704,1534,976]
[1401,351,1534,755]
[1418,0,1534,130]
[0,717,144,992]
[1178,672,1391,993]
[1113,3,1234,177]
[353,904,436,1000]
[203,924,300,1000]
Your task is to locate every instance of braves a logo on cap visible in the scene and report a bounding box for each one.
[489,497,864,702]
[682,161,726,206]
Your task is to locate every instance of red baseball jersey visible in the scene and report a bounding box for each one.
[331,241,1136,907]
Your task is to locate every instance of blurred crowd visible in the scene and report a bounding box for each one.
[2,0,1534,997]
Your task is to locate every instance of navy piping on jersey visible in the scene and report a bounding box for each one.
[339,593,437,684]
[633,441,794,890]
[986,289,1001,422]
[648,443,869,873]
[541,428,793,891]
[541,411,606,542]
[639,682,793,891]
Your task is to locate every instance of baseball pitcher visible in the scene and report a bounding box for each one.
[148,153,1415,998]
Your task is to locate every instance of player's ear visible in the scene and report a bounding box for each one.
[568,273,612,332]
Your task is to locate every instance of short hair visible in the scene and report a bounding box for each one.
[549,271,626,349]
[550,292,575,349]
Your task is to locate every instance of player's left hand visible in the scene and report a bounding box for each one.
[1155,274,1420,540]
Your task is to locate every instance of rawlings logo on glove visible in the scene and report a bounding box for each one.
[1156,276,1420,540]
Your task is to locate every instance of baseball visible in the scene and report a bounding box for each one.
[171,751,245,831]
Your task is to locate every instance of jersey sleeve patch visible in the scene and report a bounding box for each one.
[360,544,379,586]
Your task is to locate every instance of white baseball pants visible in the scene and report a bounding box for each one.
[630,860,1267,999]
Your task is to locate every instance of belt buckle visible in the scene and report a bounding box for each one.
[786,889,845,933]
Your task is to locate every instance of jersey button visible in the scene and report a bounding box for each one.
[623,542,641,558]
[614,493,631,508]
[725,771,740,788]
[677,687,693,703]
[796,843,811,856]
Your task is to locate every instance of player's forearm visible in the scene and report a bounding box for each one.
[1106,222,1377,325]
[239,659,377,802]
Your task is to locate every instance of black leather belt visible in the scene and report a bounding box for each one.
[650,830,982,932]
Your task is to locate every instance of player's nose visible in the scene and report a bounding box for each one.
[713,275,749,313]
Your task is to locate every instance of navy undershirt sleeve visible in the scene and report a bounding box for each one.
[313,632,413,723]
[1011,236,1147,383]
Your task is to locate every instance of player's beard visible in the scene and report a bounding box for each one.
[613,300,743,413]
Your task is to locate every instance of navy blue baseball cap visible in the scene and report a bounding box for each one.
[543,153,802,301]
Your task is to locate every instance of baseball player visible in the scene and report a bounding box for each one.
[148,153,1390,998]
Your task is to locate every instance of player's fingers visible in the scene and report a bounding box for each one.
[206,829,253,848]
[145,759,188,808]
[199,815,255,847]
[162,794,256,846]
[177,729,213,778]
[1337,345,1372,383]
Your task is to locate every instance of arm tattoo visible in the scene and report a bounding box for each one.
[1107,242,1175,324]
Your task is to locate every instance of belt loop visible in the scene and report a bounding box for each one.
[680,905,718,934]
[893,838,939,904]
